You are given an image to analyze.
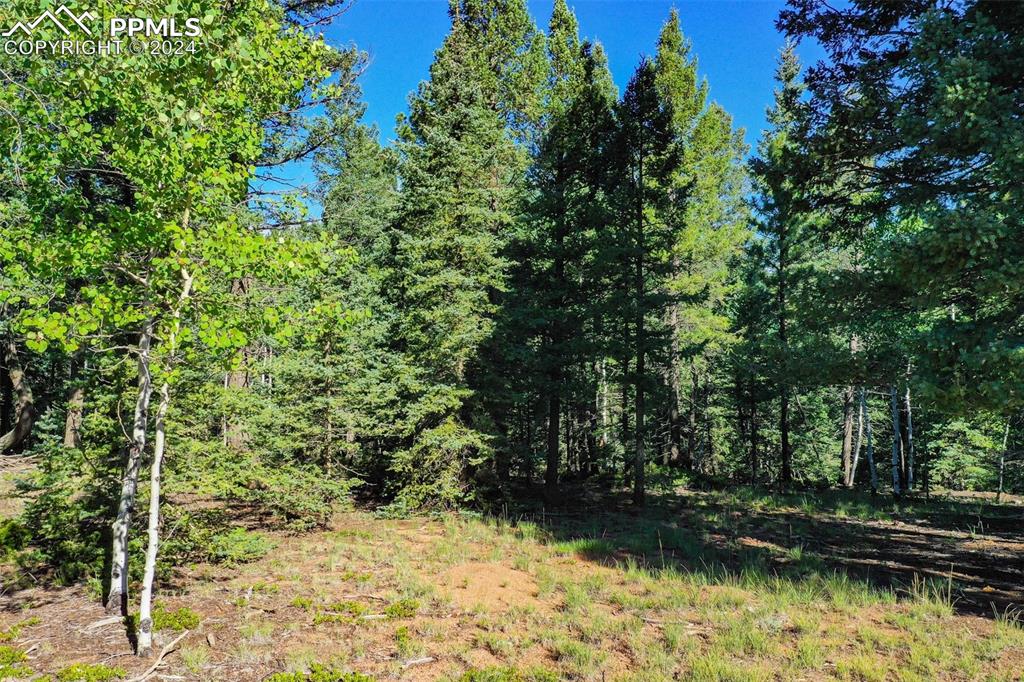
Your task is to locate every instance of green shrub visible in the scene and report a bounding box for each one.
[384,598,419,618]
[57,663,126,681]
[0,644,31,678]
[0,519,29,559]
[207,528,274,564]
[129,604,201,632]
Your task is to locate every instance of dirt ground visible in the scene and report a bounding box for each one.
[1,484,1023,680]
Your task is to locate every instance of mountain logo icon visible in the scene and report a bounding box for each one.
[2,5,96,37]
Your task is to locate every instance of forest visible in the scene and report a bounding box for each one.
[0,0,1022,679]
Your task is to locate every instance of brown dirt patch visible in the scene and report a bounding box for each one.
[438,561,547,613]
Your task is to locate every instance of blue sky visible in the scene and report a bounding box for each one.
[325,0,825,152]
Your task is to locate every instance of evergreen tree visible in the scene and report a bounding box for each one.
[387,16,519,508]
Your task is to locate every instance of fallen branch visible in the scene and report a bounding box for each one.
[127,630,189,682]
[402,657,435,668]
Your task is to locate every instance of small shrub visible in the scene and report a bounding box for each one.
[291,596,313,610]
[0,644,31,678]
[56,662,127,681]
[385,598,419,618]
[326,600,367,616]
[0,519,29,559]
[208,528,275,564]
[129,604,201,632]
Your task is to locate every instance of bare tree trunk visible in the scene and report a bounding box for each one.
[106,320,155,615]
[137,267,193,656]
[687,363,697,471]
[889,385,902,498]
[750,404,759,486]
[668,294,681,467]
[863,389,877,494]
[136,381,169,657]
[599,360,608,447]
[840,386,855,487]
[997,417,1010,502]
[850,387,864,486]
[544,391,560,503]
[633,349,645,507]
[0,339,36,454]
[63,385,84,449]
[903,384,915,491]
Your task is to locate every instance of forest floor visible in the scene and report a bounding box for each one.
[1,479,1023,681]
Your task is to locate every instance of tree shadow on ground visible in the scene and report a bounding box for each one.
[502,484,1024,618]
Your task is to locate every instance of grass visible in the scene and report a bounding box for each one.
[3,487,1022,680]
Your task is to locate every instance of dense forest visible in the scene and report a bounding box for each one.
[1,0,1022,669]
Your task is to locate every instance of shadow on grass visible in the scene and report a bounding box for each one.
[497,484,1024,618]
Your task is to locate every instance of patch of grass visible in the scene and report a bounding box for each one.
[687,654,772,681]
[180,646,210,675]
[290,596,313,610]
[552,537,616,560]
[0,616,40,642]
[457,666,558,682]
[266,667,373,682]
[835,654,889,681]
[56,663,127,681]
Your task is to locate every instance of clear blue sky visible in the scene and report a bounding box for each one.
[325,0,825,152]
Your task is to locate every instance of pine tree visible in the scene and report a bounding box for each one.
[655,10,749,473]
[387,16,519,508]
[608,60,680,506]
[748,44,810,489]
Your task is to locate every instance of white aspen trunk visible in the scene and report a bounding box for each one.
[903,384,915,491]
[863,389,877,494]
[890,385,902,497]
[136,267,193,656]
[851,386,864,486]
[998,418,1010,502]
[136,381,169,657]
[106,320,155,614]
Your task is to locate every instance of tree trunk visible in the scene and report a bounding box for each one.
[903,384,915,491]
[223,278,251,450]
[850,387,864,487]
[780,385,792,490]
[840,385,855,487]
[106,320,155,615]
[889,385,902,498]
[750,404,759,486]
[0,339,36,454]
[136,266,192,655]
[686,363,697,471]
[633,347,645,506]
[136,381,169,657]
[863,389,877,494]
[544,392,560,503]
[668,281,681,467]
[997,417,1010,502]
[63,385,85,449]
